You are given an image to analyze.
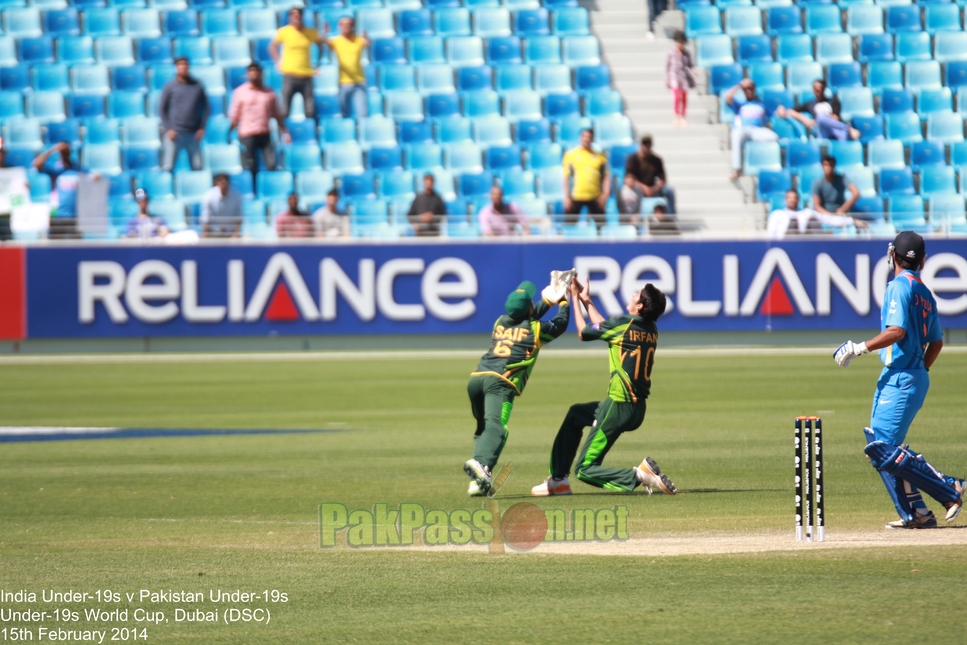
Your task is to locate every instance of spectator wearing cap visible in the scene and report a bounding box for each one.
[562,128,610,229]
[812,155,860,217]
[478,185,529,237]
[125,189,169,240]
[312,188,349,237]
[322,16,370,119]
[407,174,447,237]
[200,173,243,238]
[275,192,315,238]
[229,63,290,178]
[767,188,868,239]
[270,8,326,120]
[624,134,677,215]
[725,79,778,181]
[160,57,209,172]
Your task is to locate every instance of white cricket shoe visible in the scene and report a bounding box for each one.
[886,511,938,529]
[531,476,572,497]
[468,480,485,497]
[463,459,493,495]
[636,457,678,495]
[943,479,965,522]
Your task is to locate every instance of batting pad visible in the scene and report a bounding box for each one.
[864,441,960,505]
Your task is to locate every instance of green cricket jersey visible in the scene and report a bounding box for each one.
[581,314,658,404]
[471,299,571,395]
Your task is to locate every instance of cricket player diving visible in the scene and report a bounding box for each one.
[531,277,678,496]
[463,272,575,496]
[834,231,965,529]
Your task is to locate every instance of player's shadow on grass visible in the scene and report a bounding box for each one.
[498,488,783,500]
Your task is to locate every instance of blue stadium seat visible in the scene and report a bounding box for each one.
[409,36,447,64]
[593,114,632,148]
[358,8,395,39]
[504,90,543,122]
[847,5,882,35]
[255,169,294,199]
[108,90,145,116]
[369,146,403,171]
[879,167,915,196]
[816,33,854,64]
[554,115,589,147]
[192,64,226,96]
[805,5,840,35]
[147,63,175,89]
[756,168,792,202]
[575,64,610,93]
[282,143,322,172]
[787,140,821,173]
[888,195,926,227]
[405,142,443,170]
[291,169,331,204]
[399,9,432,37]
[586,89,621,117]
[797,164,822,200]
[371,37,406,65]
[561,35,599,66]
[925,4,960,35]
[886,5,921,33]
[123,145,159,170]
[70,63,110,95]
[827,139,864,171]
[920,165,956,198]
[885,110,923,143]
[868,60,903,94]
[45,8,81,36]
[437,116,472,143]
[82,142,121,174]
[226,65,247,89]
[776,33,813,64]
[551,7,588,36]
[4,7,43,37]
[742,140,782,176]
[930,194,967,230]
[359,115,397,149]
[473,8,511,38]
[749,62,785,90]
[238,8,275,37]
[396,121,429,146]
[455,65,491,92]
[770,115,807,142]
[858,33,894,63]
[137,36,171,62]
[446,36,485,67]
[95,35,136,65]
[501,169,535,198]
[516,119,552,145]
[321,118,356,144]
[26,91,65,121]
[896,32,932,62]
[910,140,945,172]
[84,8,121,36]
[762,87,794,114]
[385,0,423,10]
[697,35,737,67]
[85,118,120,144]
[826,64,861,93]
[445,141,484,172]
[378,169,414,198]
[200,8,237,35]
[121,115,160,149]
[526,142,561,169]
[725,6,763,36]
[737,34,774,65]
[767,6,801,35]
[515,8,549,36]
[324,141,365,174]
[848,166,876,198]
[426,0,461,8]
[494,64,531,91]
[459,171,494,198]
[543,0,578,6]
[537,166,563,200]
[685,6,722,38]
[852,195,886,221]
[534,64,571,94]
[545,91,580,118]
[416,65,458,95]
[212,35,250,66]
[881,87,914,114]
[486,36,522,65]
[904,60,942,91]
[918,87,952,119]
[123,7,161,37]
[434,7,470,36]
[463,89,499,118]
[525,35,561,64]
[135,170,173,200]
[926,110,964,144]
[710,63,743,95]
[485,144,522,171]
[173,35,211,64]
[934,32,967,64]
[2,117,42,150]
[112,64,147,91]
[426,92,460,119]
[69,95,105,118]
[868,138,905,171]
[0,64,30,92]
[20,36,56,63]
[174,171,214,204]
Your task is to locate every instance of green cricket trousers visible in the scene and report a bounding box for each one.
[468,374,515,470]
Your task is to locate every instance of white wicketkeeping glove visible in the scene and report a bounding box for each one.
[543,269,577,303]
[833,340,869,368]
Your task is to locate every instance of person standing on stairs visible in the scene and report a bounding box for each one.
[665,31,695,127]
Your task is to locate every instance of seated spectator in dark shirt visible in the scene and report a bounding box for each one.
[812,155,860,216]
[275,192,315,238]
[407,173,447,236]
[775,79,860,142]
[649,204,679,236]
[125,188,169,239]
[624,134,676,214]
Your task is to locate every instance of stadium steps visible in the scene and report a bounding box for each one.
[583,0,763,234]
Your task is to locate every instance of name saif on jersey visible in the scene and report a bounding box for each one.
[493,325,531,342]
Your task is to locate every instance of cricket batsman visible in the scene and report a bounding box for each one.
[463,273,574,496]
[531,277,677,496]
[834,231,964,528]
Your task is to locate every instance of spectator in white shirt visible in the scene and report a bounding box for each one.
[312,189,349,237]
[200,173,243,238]
[767,189,869,239]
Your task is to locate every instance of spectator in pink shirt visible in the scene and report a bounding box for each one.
[478,185,529,237]
[229,63,291,177]
[275,193,315,238]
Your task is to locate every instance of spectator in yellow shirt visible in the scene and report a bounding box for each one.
[562,129,610,229]
[322,17,370,119]
[269,8,325,120]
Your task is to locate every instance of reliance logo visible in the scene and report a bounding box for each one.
[78,253,479,325]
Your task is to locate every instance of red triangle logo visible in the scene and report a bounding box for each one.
[760,276,795,316]
[265,282,300,321]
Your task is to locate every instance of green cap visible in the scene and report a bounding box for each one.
[504,281,537,319]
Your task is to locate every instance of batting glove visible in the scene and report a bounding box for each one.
[833,340,869,368]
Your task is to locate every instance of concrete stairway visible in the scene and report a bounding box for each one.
[581,0,766,235]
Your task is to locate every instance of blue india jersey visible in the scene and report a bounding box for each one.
[879,270,942,370]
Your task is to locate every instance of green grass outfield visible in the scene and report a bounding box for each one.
[1,349,966,644]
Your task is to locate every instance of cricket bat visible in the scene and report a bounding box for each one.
[487,461,514,498]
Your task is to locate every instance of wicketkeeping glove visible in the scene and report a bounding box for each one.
[542,269,577,303]
[833,340,869,368]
